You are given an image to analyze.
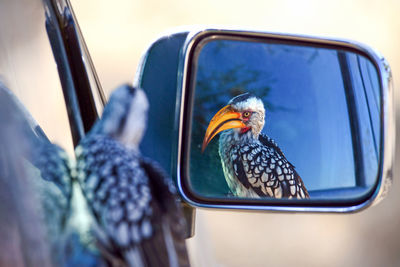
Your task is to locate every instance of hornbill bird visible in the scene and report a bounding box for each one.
[202,93,309,199]
[75,85,190,267]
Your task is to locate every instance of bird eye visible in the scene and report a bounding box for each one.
[243,111,251,118]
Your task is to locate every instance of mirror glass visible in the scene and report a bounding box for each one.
[186,36,381,202]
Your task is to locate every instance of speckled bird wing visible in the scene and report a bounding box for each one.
[76,135,155,263]
[76,135,189,266]
[259,134,309,198]
[31,140,74,200]
[231,134,309,199]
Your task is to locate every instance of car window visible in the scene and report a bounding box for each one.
[0,0,73,154]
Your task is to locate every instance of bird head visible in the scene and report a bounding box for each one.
[90,85,149,149]
[202,93,265,152]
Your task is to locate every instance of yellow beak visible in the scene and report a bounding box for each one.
[201,105,245,152]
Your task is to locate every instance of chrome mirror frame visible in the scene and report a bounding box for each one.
[176,28,395,213]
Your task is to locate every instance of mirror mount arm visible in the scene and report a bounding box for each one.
[182,202,196,239]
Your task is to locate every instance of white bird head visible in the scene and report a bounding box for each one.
[202,93,265,151]
[90,85,149,149]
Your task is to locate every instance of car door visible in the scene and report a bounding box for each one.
[0,1,105,265]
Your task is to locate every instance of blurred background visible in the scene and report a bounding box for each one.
[71,1,400,266]
[1,0,400,266]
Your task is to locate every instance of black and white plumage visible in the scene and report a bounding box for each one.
[202,93,309,199]
[76,85,189,267]
[30,132,73,209]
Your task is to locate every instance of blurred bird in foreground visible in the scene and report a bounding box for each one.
[76,85,190,267]
[202,93,309,199]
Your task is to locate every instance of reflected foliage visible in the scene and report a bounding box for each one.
[191,42,276,196]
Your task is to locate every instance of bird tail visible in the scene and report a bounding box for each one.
[294,169,310,199]
[124,248,146,267]
[162,221,190,267]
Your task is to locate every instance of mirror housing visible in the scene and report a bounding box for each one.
[135,28,394,213]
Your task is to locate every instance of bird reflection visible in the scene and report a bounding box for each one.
[202,93,309,199]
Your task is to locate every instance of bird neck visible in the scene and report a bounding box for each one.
[88,132,141,153]
[118,138,140,152]
[220,129,259,146]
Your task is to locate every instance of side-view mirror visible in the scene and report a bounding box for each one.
[136,28,394,213]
